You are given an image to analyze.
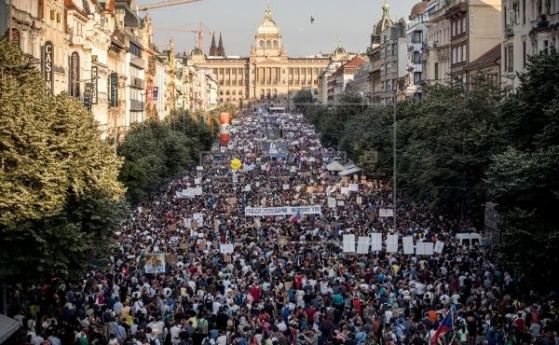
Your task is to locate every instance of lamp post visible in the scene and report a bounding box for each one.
[393,89,397,233]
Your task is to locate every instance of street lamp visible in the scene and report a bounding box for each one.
[393,89,397,233]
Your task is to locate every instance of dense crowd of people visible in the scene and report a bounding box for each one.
[6,111,558,345]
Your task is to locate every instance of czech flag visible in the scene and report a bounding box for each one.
[431,309,453,345]
[289,209,302,224]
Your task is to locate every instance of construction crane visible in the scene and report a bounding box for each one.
[138,0,205,12]
[154,23,212,52]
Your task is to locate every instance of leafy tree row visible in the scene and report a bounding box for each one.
[298,50,559,287]
[117,109,215,205]
[0,39,127,282]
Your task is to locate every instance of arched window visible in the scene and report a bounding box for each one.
[11,28,21,47]
[266,89,271,98]
[260,40,265,48]
[273,89,278,98]
[273,40,278,48]
[260,89,265,99]
[266,40,271,48]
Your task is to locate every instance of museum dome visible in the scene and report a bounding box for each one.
[257,6,281,35]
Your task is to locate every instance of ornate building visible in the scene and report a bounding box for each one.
[186,6,330,107]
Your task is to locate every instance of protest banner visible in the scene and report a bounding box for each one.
[193,213,204,226]
[144,253,165,274]
[356,196,363,205]
[350,184,359,192]
[357,236,370,254]
[434,240,445,254]
[379,208,394,218]
[283,184,290,190]
[370,233,383,252]
[386,234,399,253]
[327,197,337,209]
[219,243,234,254]
[403,236,415,255]
[244,205,322,217]
[343,234,356,253]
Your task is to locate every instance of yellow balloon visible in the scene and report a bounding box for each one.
[230,158,242,170]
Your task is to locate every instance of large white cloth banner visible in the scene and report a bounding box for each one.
[357,236,370,254]
[244,205,322,217]
[343,234,356,253]
[379,208,394,218]
[403,236,415,255]
[219,243,234,254]
[386,234,399,253]
[434,240,445,254]
[328,197,337,209]
[370,233,383,252]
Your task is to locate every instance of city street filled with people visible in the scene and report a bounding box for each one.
[7,110,558,345]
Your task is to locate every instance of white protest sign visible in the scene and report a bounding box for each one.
[194,178,202,185]
[370,233,383,252]
[386,234,399,253]
[424,242,434,256]
[357,236,370,254]
[340,187,350,196]
[196,166,203,171]
[356,196,363,205]
[338,201,345,206]
[379,208,394,218]
[403,236,415,255]
[343,234,356,253]
[192,213,204,227]
[244,185,252,192]
[283,184,290,190]
[350,184,359,192]
[328,197,337,209]
[244,205,322,217]
[434,240,445,254]
[219,243,234,254]
[183,218,192,229]
[416,241,433,255]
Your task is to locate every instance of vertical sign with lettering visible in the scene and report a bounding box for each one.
[70,51,80,97]
[43,41,54,93]
[110,72,118,107]
[91,65,98,104]
[83,82,93,110]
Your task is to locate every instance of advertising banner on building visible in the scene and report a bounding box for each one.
[42,41,54,93]
[91,66,98,104]
[70,51,80,97]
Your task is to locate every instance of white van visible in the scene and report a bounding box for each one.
[455,232,483,247]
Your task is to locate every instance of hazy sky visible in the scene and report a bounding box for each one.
[137,0,419,57]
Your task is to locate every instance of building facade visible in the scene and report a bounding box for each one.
[327,56,368,102]
[424,0,452,84]
[404,0,430,100]
[186,6,330,107]
[501,0,559,90]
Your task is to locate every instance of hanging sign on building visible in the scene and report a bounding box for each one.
[83,82,93,110]
[70,51,80,97]
[91,66,98,104]
[110,72,118,107]
[153,86,159,101]
[43,41,54,93]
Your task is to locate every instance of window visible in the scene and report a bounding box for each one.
[414,72,422,84]
[260,40,265,48]
[412,31,423,43]
[505,44,514,72]
[434,62,439,80]
[129,43,142,58]
[413,51,421,64]
[522,0,526,24]
[266,40,271,48]
[273,40,278,48]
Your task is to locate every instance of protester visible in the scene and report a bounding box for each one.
[6,110,558,345]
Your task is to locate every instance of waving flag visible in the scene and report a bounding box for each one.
[432,309,453,345]
[289,209,301,224]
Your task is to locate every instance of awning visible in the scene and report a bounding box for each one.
[339,167,362,176]
[326,161,345,172]
[0,314,21,344]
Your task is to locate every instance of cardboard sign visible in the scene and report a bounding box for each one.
[343,234,356,253]
[144,253,165,274]
[434,240,445,254]
[357,236,370,254]
[403,236,415,255]
[219,243,234,254]
[328,197,337,209]
[356,196,363,205]
[379,208,394,218]
[386,234,399,253]
[371,233,383,252]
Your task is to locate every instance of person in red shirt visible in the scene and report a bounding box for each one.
[249,283,261,302]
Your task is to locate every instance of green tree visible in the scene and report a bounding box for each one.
[487,49,559,286]
[293,89,314,110]
[0,39,126,282]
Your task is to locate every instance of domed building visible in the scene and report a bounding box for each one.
[186,6,331,107]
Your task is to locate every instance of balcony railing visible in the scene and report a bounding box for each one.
[130,56,145,69]
[131,77,145,89]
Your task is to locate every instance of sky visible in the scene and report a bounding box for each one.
[137,0,419,57]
